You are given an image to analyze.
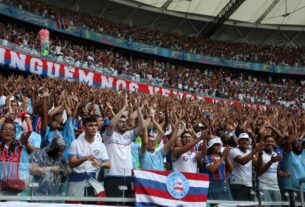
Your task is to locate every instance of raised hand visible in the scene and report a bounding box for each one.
[222,145,230,159]
[254,141,265,153]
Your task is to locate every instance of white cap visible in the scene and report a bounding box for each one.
[237,133,250,141]
[208,137,223,149]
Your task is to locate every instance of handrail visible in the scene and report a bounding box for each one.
[0,196,294,206]
[299,178,305,207]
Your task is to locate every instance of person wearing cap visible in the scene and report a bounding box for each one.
[29,136,69,196]
[205,137,233,200]
[229,132,263,201]
[140,123,178,171]
[282,131,305,202]
[100,118,110,136]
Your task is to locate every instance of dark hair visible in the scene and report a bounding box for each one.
[180,131,191,139]
[0,122,16,132]
[235,125,244,137]
[51,113,62,122]
[0,123,17,155]
[82,115,98,126]
[207,144,222,156]
[207,147,213,155]
[263,135,274,142]
[228,137,237,148]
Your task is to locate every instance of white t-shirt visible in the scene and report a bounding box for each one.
[103,129,136,176]
[0,95,6,106]
[258,151,279,191]
[172,151,198,173]
[69,132,109,174]
[230,147,253,187]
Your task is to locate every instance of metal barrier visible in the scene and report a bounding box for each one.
[300,178,305,207]
[0,196,296,206]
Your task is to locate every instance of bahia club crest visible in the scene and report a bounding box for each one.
[166,172,190,199]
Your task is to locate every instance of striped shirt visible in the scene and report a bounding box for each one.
[205,155,226,181]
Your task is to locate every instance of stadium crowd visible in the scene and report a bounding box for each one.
[3,0,305,67]
[0,0,304,206]
[0,22,305,108]
[0,73,304,205]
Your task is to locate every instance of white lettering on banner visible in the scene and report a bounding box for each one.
[172,91,184,99]
[0,46,266,110]
[0,48,5,64]
[161,88,171,97]
[185,94,195,99]
[79,70,94,86]
[9,51,26,71]
[30,58,43,75]
[197,96,203,101]
[101,75,113,88]
[46,62,60,78]
[154,87,160,94]
[148,86,161,95]
[129,82,139,92]
[148,86,154,95]
[64,66,75,80]
[116,79,126,91]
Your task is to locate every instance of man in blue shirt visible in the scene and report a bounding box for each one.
[283,132,305,203]
[140,124,178,170]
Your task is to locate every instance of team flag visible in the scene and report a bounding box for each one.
[55,18,69,30]
[134,170,209,207]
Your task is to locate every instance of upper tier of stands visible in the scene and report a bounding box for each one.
[4,0,305,67]
[0,21,304,108]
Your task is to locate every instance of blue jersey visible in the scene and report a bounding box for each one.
[44,116,75,159]
[205,155,226,181]
[274,146,284,169]
[19,132,41,180]
[140,149,166,171]
[131,142,141,170]
[283,151,305,191]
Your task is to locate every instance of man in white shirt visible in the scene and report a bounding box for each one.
[256,136,289,202]
[171,128,205,173]
[230,133,262,201]
[103,95,144,198]
[68,115,110,198]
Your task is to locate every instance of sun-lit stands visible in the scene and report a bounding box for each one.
[0,21,304,108]
[4,0,305,67]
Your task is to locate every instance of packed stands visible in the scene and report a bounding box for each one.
[0,22,304,108]
[0,0,304,206]
[3,0,305,67]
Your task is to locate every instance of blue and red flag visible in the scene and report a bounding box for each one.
[134,170,209,207]
[55,18,69,30]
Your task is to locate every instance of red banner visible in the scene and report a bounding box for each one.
[0,46,266,110]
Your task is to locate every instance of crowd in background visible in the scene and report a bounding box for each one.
[2,0,305,67]
[0,74,304,204]
[0,0,304,205]
[1,22,305,108]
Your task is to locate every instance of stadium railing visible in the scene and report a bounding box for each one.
[0,161,300,206]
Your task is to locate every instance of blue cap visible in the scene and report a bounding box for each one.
[104,119,110,126]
